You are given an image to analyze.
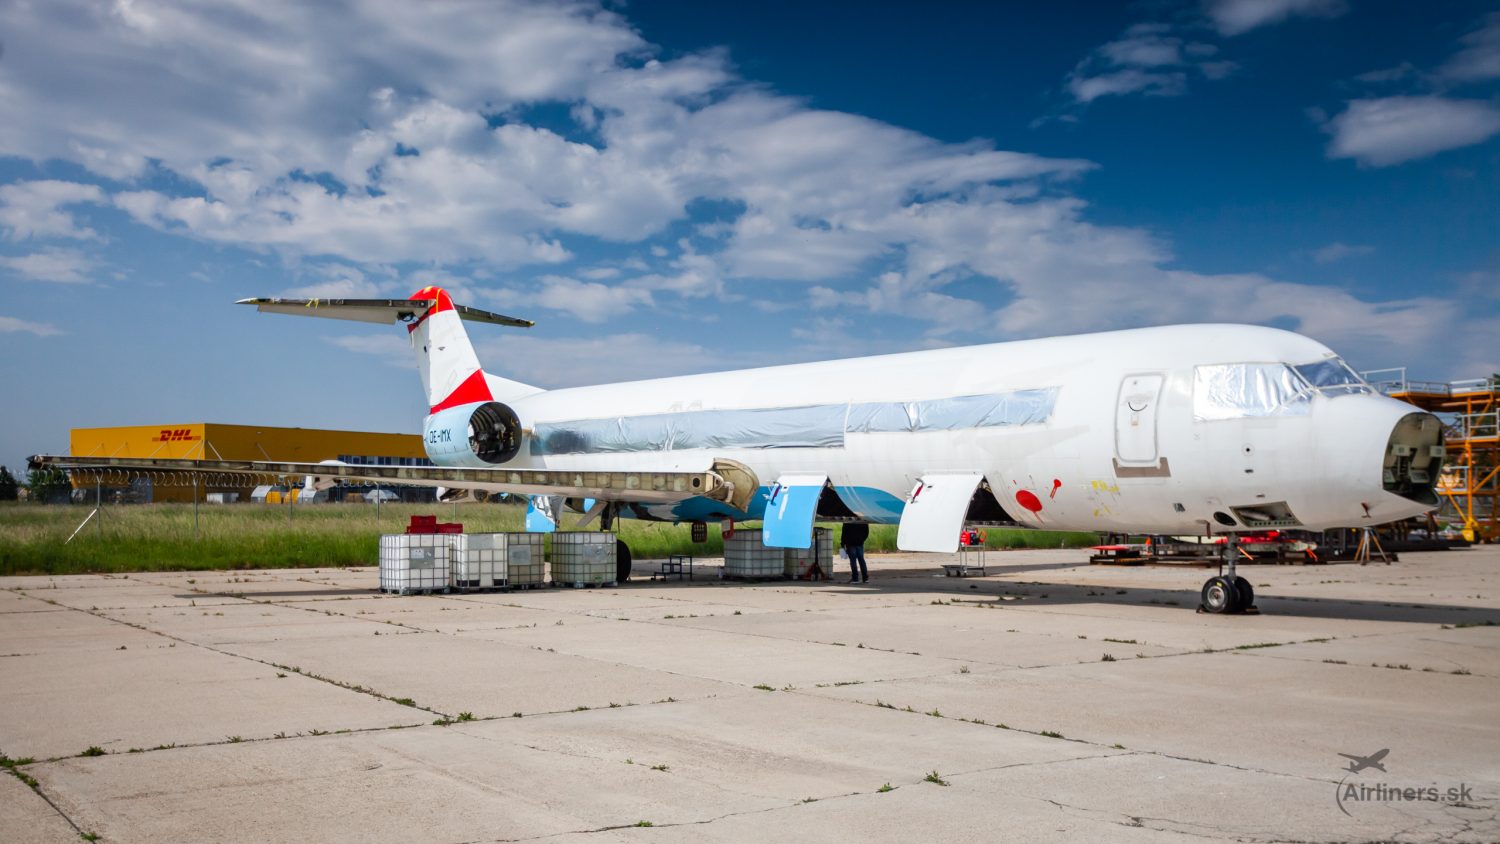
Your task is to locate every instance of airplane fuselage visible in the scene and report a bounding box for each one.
[427,323,1441,536]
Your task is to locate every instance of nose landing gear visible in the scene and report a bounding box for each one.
[1200,535,1257,614]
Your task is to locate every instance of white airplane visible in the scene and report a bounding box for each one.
[33,286,1444,614]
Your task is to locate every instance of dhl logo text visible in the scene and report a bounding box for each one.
[151,428,201,442]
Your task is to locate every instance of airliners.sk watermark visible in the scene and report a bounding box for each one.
[1334,748,1474,817]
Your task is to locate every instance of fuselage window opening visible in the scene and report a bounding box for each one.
[1192,357,1371,421]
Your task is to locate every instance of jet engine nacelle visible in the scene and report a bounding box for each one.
[424,401,524,468]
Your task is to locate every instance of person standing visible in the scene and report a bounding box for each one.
[841,522,869,583]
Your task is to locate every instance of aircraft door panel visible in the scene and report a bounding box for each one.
[1116,373,1165,464]
[896,472,985,553]
[762,473,829,549]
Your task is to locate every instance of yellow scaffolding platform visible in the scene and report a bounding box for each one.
[1365,370,1500,542]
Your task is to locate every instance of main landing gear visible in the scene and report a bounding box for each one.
[1200,534,1257,614]
[599,504,633,584]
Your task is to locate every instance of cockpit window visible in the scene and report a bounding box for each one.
[1290,358,1371,396]
[1194,357,1371,421]
[1194,363,1310,421]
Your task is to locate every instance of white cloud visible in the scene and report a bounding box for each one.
[1311,242,1374,264]
[1323,97,1500,166]
[1064,23,1231,105]
[1099,24,1191,67]
[1068,69,1188,103]
[0,315,63,336]
[1203,0,1348,37]
[0,248,95,283]
[0,0,1490,384]
[1354,62,1418,84]
[1440,13,1500,82]
[280,265,390,299]
[810,271,986,337]
[502,274,654,323]
[0,181,107,240]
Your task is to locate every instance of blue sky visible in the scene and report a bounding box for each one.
[2,0,1498,474]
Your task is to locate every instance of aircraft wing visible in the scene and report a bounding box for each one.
[28,455,734,506]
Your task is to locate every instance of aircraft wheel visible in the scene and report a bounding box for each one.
[616,539,633,584]
[1233,576,1255,610]
[1201,576,1241,614]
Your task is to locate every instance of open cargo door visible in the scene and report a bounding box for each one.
[896,473,987,553]
[762,473,829,549]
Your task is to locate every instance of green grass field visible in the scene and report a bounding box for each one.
[0,502,1097,576]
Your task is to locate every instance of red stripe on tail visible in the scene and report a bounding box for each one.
[430,368,493,414]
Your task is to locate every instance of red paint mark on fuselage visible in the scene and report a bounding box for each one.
[1050,479,1062,499]
[1016,489,1043,514]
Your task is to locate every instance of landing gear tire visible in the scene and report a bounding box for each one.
[1232,576,1254,610]
[1201,575,1242,614]
[616,539,633,584]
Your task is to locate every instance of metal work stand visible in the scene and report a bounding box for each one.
[659,555,694,581]
[1354,528,1392,565]
[943,545,988,577]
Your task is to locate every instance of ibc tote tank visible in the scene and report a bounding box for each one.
[550,532,617,586]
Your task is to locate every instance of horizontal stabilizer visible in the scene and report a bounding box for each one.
[236,297,533,328]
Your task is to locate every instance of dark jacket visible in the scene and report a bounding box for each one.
[840,522,870,547]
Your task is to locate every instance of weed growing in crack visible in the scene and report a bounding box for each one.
[79,746,106,757]
[1101,654,1116,662]
[924,770,949,786]
[877,783,894,793]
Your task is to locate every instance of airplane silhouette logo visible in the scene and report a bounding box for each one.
[1338,748,1389,774]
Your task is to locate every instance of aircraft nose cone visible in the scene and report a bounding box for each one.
[1382,411,1444,508]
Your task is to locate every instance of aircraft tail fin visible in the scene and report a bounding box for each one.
[237,287,543,407]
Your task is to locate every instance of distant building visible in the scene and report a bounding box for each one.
[68,423,435,503]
